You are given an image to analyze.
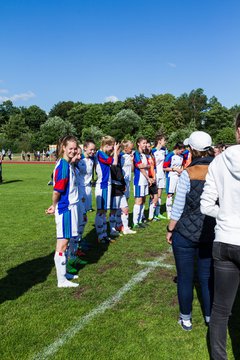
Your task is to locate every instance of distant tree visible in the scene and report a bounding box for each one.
[123,94,149,116]
[167,120,197,149]
[109,109,142,141]
[38,116,77,148]
[2,113,29,141]
[81,125,104,147]
[203,103,233,138]
[20,105,47,131]
[0,100,20,126]
[49,101,76,119]
[214,127,236,145]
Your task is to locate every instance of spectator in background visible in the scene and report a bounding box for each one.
[7,149,12,160]
[213,143,225,157]
[1,148,5,160]
[27,151,31,161]
[21,151,26,161]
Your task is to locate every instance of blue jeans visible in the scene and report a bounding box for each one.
[172,231,213,320]
[210,242,240,360]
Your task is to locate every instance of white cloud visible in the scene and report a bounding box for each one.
[167,62,177,68]
[0,90,36,103]
[105,95,119,103]
[0,89,9,94]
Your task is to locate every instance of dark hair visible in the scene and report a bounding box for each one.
[173,142,185,150]
[235,113,240,130]
[191,147,214,160]
[136,136,147,148]
[154,133,165,147]
[84,139,96,148]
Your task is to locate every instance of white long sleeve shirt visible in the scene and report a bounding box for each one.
[200,145,240,246]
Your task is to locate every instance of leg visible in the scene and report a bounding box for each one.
[197,243,213,323]
[210,242,240,360]
[172,232,196,320]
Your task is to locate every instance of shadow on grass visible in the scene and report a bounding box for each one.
[0,252,54,304]
[0,179,23,185]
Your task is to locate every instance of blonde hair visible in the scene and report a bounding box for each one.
[121,139,134,149]
[101,136,115,147]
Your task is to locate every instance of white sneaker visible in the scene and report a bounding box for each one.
[110,229,120,237]
[66,273,79,280]
[178,318,192,331]
[123,228,137,235]
[58,280,79,288]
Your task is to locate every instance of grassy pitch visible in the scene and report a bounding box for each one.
[0,164,237,359]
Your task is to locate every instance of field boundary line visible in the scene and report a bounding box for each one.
[32,250,173,360]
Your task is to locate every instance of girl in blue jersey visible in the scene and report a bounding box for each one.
[95,136,119,244]
[133,137,152,228]
[46,135,79,288]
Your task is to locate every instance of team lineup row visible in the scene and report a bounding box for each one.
[46,133,189,288]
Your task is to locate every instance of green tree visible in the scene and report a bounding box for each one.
[49,101,76,120]
[203,103,233,138]
[109,109,142,141]
[21,105,47,131]
[81,125,104,147]
[124,94,149,117]
[0,100,20,126]
[214,127,236,145]
[38,116,77,149]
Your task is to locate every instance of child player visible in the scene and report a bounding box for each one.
[132,137,152,228]
[151,134,167,219]
[163,142,185,219]
[95,136,119,244]
[46,135,79,288]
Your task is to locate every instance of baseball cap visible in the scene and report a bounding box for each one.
[184,131,212,151]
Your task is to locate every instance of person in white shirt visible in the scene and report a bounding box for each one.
[200,113,240,360]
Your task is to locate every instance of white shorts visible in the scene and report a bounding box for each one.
[55,205,78,239]
[111,194,128,209]
[79,185,92,212]
[166,175,179,194]
[156,176,165,189]
[124,181,131,199]
[134,184,149,198]
[95,184,111,210]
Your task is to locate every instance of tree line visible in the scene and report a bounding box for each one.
[0,88,239,152]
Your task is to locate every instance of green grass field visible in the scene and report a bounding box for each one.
[0,164,238,360]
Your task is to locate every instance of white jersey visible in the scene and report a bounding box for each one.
[120,152,133,182]
[133,151,149,186]
[76,156,94,187]
[152,147,166,179]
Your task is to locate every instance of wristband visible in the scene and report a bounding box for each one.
[166,225,174,233]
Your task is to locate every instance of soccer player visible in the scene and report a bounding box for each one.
[163,142,185,219]
[132,137,152,228]
[145,142,159,221]
[77,140,96,242]
[152,134,167,219]
[95,136,119,243]
[46,135,79,288]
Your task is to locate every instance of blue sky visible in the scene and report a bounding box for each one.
[1,0,240,112]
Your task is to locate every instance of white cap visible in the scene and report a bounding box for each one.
[184,131,212,151]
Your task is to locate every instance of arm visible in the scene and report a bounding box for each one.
[113,143,120,166]
[200,162,219,218]
[46,191,61,214]
[166,170,190,244]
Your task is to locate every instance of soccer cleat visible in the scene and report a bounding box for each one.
[115,225,124,232]
[153,216,160,221]
[66,273,79,280]
[110,229,120,237]
[156,214,167,220]
[58,280,79,288]
[178,318,192,331]
[139,222,148,228]
[75,249,86,257]
[123,228,137,235]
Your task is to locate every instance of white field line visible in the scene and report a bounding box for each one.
[32,251,174,360]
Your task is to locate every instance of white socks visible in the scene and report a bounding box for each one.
[148,200,156,220]
[121,212,129,230]
[133,204,141,225]
[166,196,173,219]
[54,251,78,288]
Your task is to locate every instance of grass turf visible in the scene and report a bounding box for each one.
[0,163,239,359]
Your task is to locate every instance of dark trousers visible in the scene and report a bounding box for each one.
[210,241,240,360]
[172,231,213,319]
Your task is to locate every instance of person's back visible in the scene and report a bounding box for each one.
[201,145,240,245]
